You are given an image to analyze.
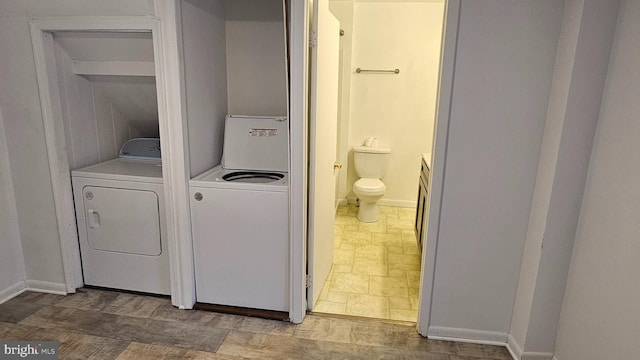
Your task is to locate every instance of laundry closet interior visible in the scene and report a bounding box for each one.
[47,0,290,313]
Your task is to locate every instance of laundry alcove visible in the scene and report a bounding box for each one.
[180,0,291,314]
[47,29,172,296]
[52,31,160,168]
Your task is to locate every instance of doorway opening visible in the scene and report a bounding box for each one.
[309,0,445,322]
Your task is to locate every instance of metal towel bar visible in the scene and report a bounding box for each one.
[355,68,400,74]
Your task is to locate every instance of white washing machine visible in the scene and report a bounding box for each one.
[190,115,289,312]
[72,138,170,295]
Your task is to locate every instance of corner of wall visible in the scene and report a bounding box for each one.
[507,334,524,360]
[0,281,26,305]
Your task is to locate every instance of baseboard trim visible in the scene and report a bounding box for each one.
[506,334,554,360]
[378,199,416,208]
[25,280,67,295]
[336,198,348,206]
[345,197,417,208]
[521,353,554,360]
[0,281,27,305]
[507,334,523,359]
[427,326,507,346]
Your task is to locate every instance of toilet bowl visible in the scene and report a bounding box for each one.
[353,178,386,222]
[352,142,391,223]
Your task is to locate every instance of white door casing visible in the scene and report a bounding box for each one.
[29,13,192,307]
[307,0,340,309]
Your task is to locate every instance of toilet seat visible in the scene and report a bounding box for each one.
[353,178,386,195]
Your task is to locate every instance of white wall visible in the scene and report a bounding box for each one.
[427,0,564,340]
[0,0,154,289]
[225,0,288,116]
[344,1,443,206]
[181,0,228,177]
[0,106,26,301]
[54,40,143,170]
[553,1,640,358]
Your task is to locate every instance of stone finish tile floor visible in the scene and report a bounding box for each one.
[0,288,512,359]
[313,204,422,321]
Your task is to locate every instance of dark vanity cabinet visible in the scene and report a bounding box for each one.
[414,156,430,252]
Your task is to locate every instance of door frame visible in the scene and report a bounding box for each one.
[29,11,194,308]
[288,0,310,324]
[416,0,461,335]
[289,0,461,334]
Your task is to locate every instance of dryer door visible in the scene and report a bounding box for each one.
[81,186,162,256]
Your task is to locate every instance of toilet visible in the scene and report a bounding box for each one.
[352,144,391,222]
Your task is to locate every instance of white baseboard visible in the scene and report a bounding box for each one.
[336,198,348,206]
[506,334,554,360]
[507,334,522,359]
[522,353,553,360]
[378,199,416,208]
[427,326,508,346]
[0,281,27,305]
[25,280,67,295]
[346,196,417,208]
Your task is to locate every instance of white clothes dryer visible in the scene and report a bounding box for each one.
[190,115,289,312]
[72,138,170,295]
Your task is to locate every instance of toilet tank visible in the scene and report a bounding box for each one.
[353,146,391,178]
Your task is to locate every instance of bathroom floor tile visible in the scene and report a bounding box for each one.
[345,294,388,318]
[369,276,409,297]
[333,248,355,265]
[312,205,422,322]
[371,232,403,247]
[330,273,370,294]
[351,257,387,276]
[314,300,347,314]
[341,230,372,244]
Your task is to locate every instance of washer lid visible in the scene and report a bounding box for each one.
[119,138,161,160]
[222,115,288,172]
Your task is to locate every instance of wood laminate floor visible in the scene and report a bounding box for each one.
[0,288,512,359]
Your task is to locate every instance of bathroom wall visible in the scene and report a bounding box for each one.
[53,40,144,170]
[343,0,445,206]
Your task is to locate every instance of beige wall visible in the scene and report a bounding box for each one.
[343,1,444,206]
